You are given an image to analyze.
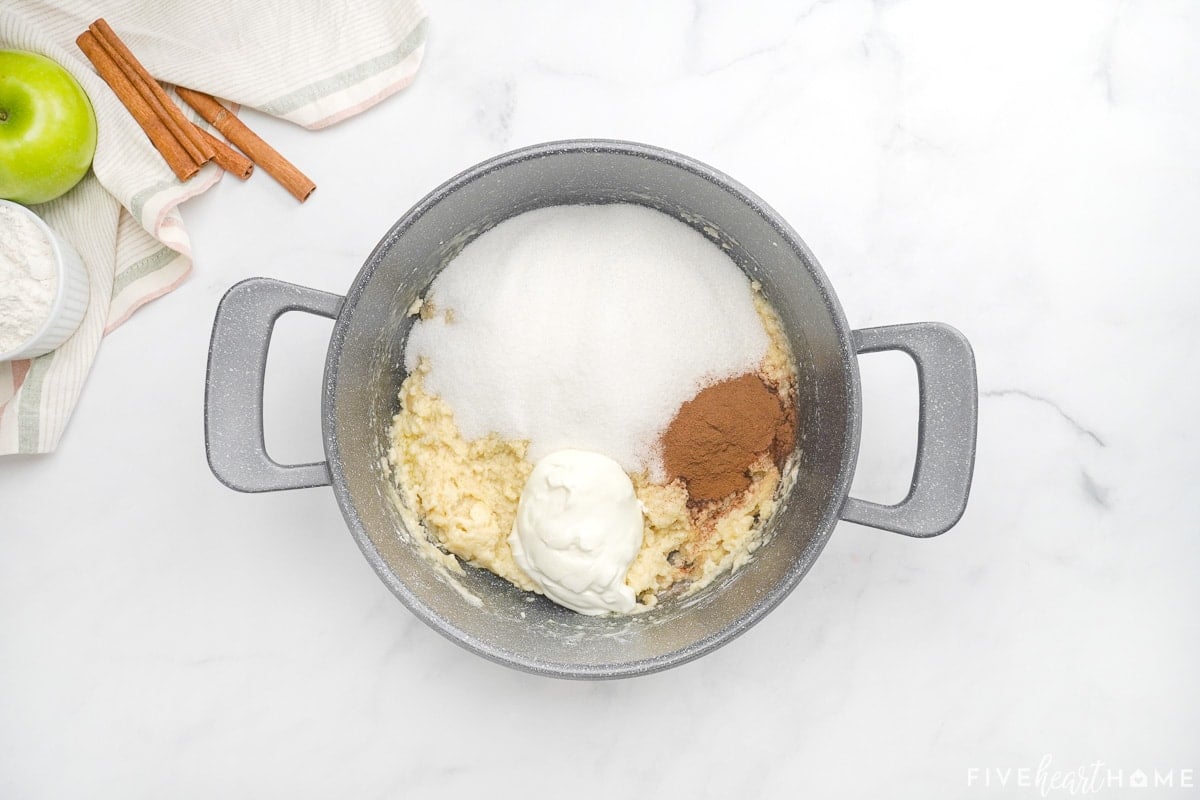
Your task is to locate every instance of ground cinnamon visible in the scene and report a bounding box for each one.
[662,373,795,503]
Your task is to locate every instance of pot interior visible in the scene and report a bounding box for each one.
[324,141,859,677]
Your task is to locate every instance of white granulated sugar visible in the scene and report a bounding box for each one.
[404,203,770,477]
[0,205,58,354]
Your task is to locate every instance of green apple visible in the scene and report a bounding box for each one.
[0,50,97,205]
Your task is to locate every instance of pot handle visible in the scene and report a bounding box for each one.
[840,322,978,537]
[205,277,343,493]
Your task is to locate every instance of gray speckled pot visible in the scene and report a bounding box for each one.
[205,140,978,679]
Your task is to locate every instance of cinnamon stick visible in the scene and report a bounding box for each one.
[196,127,254,180]
[88,19,215,168]
[176,87,316,202]
[76,30,198,181]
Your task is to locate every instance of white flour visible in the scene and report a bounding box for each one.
[0,204,57,354]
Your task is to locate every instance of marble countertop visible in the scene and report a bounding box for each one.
[3,0,1198,796]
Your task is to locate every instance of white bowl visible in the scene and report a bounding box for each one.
[0,199,90,362]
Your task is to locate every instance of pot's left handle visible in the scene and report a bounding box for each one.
[205,278,343,493]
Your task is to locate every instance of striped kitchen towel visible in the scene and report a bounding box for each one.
[0,0,427,454]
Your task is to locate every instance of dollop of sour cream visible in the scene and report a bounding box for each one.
[508,449,644,615]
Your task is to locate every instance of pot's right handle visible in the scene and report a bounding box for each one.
[205,277,343,493]
[840,322,978,537]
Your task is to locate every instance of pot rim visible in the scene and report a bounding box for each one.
[321,138,862,679]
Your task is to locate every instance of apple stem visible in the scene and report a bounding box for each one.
[0,110,7,122]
